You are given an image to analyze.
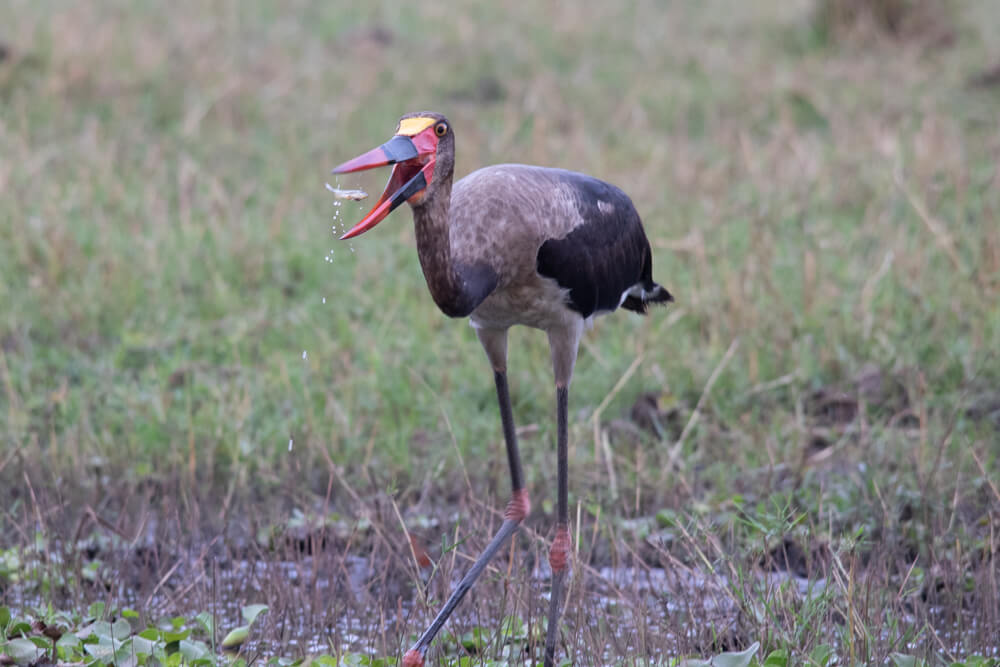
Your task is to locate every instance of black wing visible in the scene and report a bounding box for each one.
[536,171,665,318]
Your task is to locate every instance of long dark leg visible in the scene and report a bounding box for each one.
[403,331,529,667]
[544,385,571,667]
[542,321,582,667]
[495,369,525,495]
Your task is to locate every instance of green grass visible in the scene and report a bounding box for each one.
[2,0,1000,663]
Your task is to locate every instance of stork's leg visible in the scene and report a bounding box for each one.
[543,320,583,667]
[402,328,529,667]
[544,384,571,667]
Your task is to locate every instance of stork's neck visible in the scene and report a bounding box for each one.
[411,179,495,318]
[412,180,461,313]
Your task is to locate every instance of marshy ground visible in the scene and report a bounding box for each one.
[2,0,999,665]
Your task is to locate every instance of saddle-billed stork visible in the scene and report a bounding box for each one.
[330,112,672,667]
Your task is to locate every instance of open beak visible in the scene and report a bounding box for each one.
[331,128,439,240]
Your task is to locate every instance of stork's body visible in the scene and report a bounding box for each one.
[331,113,671,667]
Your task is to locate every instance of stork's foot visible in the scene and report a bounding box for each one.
[398,513,524,667]
[548,524,572,573]
[402,649,424,667]
[504,487,531,522]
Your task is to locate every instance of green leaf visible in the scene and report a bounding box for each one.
[241,604,269,625]
[6,621,31,637]
[809,644,835,666]
[56,633,83,662]
[712,643,759,667]
[0,606,10,629]
[221,625,249,650]
[178,638,210,661]
[77,619,113,641]
[3,638,45,663]
[891,655,921,667]
[84,639,118,661]
[112,617,132,639]
[762,649,788,667]
[195,611,214,637]
[131,634,157,656]
[161,628,191,643]
[962,658,1000,667]
[113,637,137,664]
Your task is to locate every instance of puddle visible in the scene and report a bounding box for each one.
[2,497,996,661]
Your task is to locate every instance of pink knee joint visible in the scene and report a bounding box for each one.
[504,488,531,522]
[402,649,424,667]
[548,526,571,573]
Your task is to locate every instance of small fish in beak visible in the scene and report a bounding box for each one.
[325,183,369,201]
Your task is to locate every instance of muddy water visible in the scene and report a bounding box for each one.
[3,498,997,663]
[7,538,997,663]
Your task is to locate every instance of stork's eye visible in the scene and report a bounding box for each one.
[435,122,448,137]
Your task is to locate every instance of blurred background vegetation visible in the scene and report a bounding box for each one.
[2,0,997,500]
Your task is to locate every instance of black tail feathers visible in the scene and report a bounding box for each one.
[622,282,673,315]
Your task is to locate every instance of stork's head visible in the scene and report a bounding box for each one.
[331,111,455,240]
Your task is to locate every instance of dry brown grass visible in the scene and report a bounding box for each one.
[814,0,956,46]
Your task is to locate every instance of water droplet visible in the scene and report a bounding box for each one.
[302,350,308,360]
[322,297,327,304]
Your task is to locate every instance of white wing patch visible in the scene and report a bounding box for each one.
[618,282,664,307]
[597,200,615,215]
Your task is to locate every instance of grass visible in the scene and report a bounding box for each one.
[1,0,999,664]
